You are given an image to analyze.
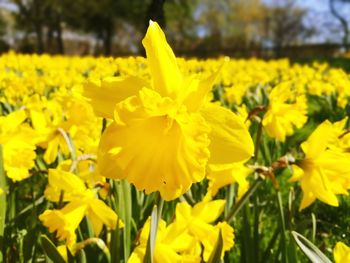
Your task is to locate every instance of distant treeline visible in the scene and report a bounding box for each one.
[1,0,350,58]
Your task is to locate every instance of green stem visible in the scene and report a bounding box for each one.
[276,191,287,263]
[254,120,263,161]
[225,177,263,223]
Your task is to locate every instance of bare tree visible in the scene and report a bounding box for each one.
[329,0,350,50]
[263,0,315,57]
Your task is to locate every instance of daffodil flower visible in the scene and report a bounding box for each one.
[262,81,307,142]
[0,110,39,181]
[174,199,234,260]
[84,21,254,200]
[290,120,350,210]
[39,169,122,248]
[128,219,200,263]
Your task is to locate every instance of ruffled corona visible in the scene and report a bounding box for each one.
[99,88,210,200]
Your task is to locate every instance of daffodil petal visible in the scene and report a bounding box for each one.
[301,120,333,159]
[142,21,182,98]
[334,242,350,263]
[88,199,121,235]
[97,123,125,179]
[289,164,304,182]
[183,65,222,112]
[207,163,252,197]
[300,167,339,209]
[200,103,254,164]
[44,169,87,202]
[193,200,226,223]
[83,76,147,119]
[299,189,316,210]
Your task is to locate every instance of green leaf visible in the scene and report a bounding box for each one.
[311,213,316,243]
[291,231,332,263]
[40,235,66,263]
[117,180,132,261]
[207,229,224,263]
[144,205,159,263]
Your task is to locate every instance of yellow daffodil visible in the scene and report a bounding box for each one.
[84,21,254,200]
[129,219,200,263]
[0,110,39,181]
[29,93,100,164]
[290,120,350,210]
[40,201,87,248]
[263,81,308,141]
[334,242,350,263]
[57,157,104,188]
[202,222,234,262]
[39,169,122,248]
[174,200,234,260]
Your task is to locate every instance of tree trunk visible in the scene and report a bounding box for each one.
[103,21,113,56]
[330,0,349,51]
[33,0,44,53]
[46,26,53,53]
[55,15,64,54]
[35,23,44,54]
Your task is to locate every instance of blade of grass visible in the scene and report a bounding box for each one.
[276,191,287,263]
[40,235,66,263]
[253,195,260,263]
[260,227,280,263]
[0,145,6,262]
[242,204,252,263]
[225,177,263,222]
[291,231,332,263]
[311,213,316,244]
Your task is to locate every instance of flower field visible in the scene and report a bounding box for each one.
[1,22,350,262]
